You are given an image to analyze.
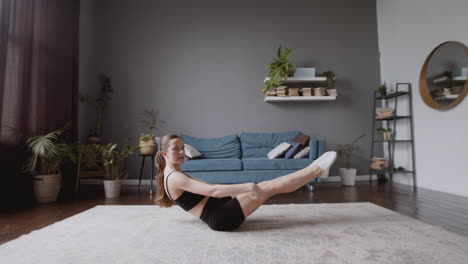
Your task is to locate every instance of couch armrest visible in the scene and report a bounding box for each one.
[309,138,326,159]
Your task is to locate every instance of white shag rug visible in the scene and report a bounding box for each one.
[1,203,468,264]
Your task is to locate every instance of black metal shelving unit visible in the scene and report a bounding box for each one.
[369,83,416,188]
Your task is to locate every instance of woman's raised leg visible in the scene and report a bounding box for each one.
[236,151,337,217]
[236,165,322,217]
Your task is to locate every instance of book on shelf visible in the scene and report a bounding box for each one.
[375,107,395,119]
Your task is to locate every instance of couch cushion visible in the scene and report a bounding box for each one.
[181,158,242,172]
[267,142,291,159]
[284,141,301,159]
[184,144,202,159]
[242,157,312,170]
[240,131,301,158]
[180,134,241,159]
[292,132,310,152]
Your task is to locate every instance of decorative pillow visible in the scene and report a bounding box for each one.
[184,144,202,159]
[267,142,291,160]
[293,146,310,159]
[292,132,310,152]
[284,141,301,159]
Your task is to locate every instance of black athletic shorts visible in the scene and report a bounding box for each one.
[200,196,245,231]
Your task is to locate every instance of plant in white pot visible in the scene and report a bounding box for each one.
[376,127,393,141]
[335,134,366,186]
[79,74,113,144]
[95,143,136,198]
[23,127,75,203]
[320,70,337,96]
[137,108,165,155]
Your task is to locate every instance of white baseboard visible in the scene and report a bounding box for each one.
[81,175,379,185]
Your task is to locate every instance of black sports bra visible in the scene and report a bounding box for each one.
[165,171,206,211]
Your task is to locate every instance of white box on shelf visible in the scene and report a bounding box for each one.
[453,67,468,77]
[293,68,316,77]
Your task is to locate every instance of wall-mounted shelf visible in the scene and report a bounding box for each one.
[434,94,459,100]
[263,77,326,84]
[432,76,467,84]
[264,95,336,102]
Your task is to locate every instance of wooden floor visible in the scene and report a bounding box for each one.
[1,181,468,245]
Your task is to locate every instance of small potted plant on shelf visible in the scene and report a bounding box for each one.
[320,71,337,96]
[376,127,393,141]
[262,45,296,93]
[377,82,387,96]
[137,108,165,155]
[22,125,76,203]
[335,134,366,186]
[80,74,113,144]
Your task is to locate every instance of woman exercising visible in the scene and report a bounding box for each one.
[155,134,337,231]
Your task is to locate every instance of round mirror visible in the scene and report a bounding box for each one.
[420,41,468,110]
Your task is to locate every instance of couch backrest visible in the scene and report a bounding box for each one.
[180,134,241,159]
[239,130,300,158]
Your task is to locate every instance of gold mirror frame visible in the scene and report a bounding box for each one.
[419,41,468,110]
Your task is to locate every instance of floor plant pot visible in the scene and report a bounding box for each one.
[339,168,357,186]
[33,173,61,203]
[139,139,157,155]
[103,180,121,198]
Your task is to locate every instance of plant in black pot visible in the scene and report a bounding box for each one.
[80,74,113,144]
[263,45,296,93]
[335,134,366,186]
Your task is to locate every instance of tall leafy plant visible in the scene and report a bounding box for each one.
[262,45,295,93]
[335,134,366,170]
[80,74,113,137]
[80,143,136,181]
[23,126,76,175]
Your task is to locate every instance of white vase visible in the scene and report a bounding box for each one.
[103,180,121,198]
[33,173,61,203]
[339,168,357,186]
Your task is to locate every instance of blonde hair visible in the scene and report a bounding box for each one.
[154,133,181,208]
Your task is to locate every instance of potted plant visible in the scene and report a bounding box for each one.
[137,109,165,155]
[94,143,136,198]
[377,82,387,96]
[23,126,76,203]
[320,71,337,96]
[80,74,113,144]
[335,134,366,186]
[376,127,393,141]
[262,45,296,93]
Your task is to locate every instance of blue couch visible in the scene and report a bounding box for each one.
[180,131,325,190]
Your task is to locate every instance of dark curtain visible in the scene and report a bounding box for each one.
[0,0,80,210]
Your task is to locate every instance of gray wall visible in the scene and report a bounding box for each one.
[79,0,381,179]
